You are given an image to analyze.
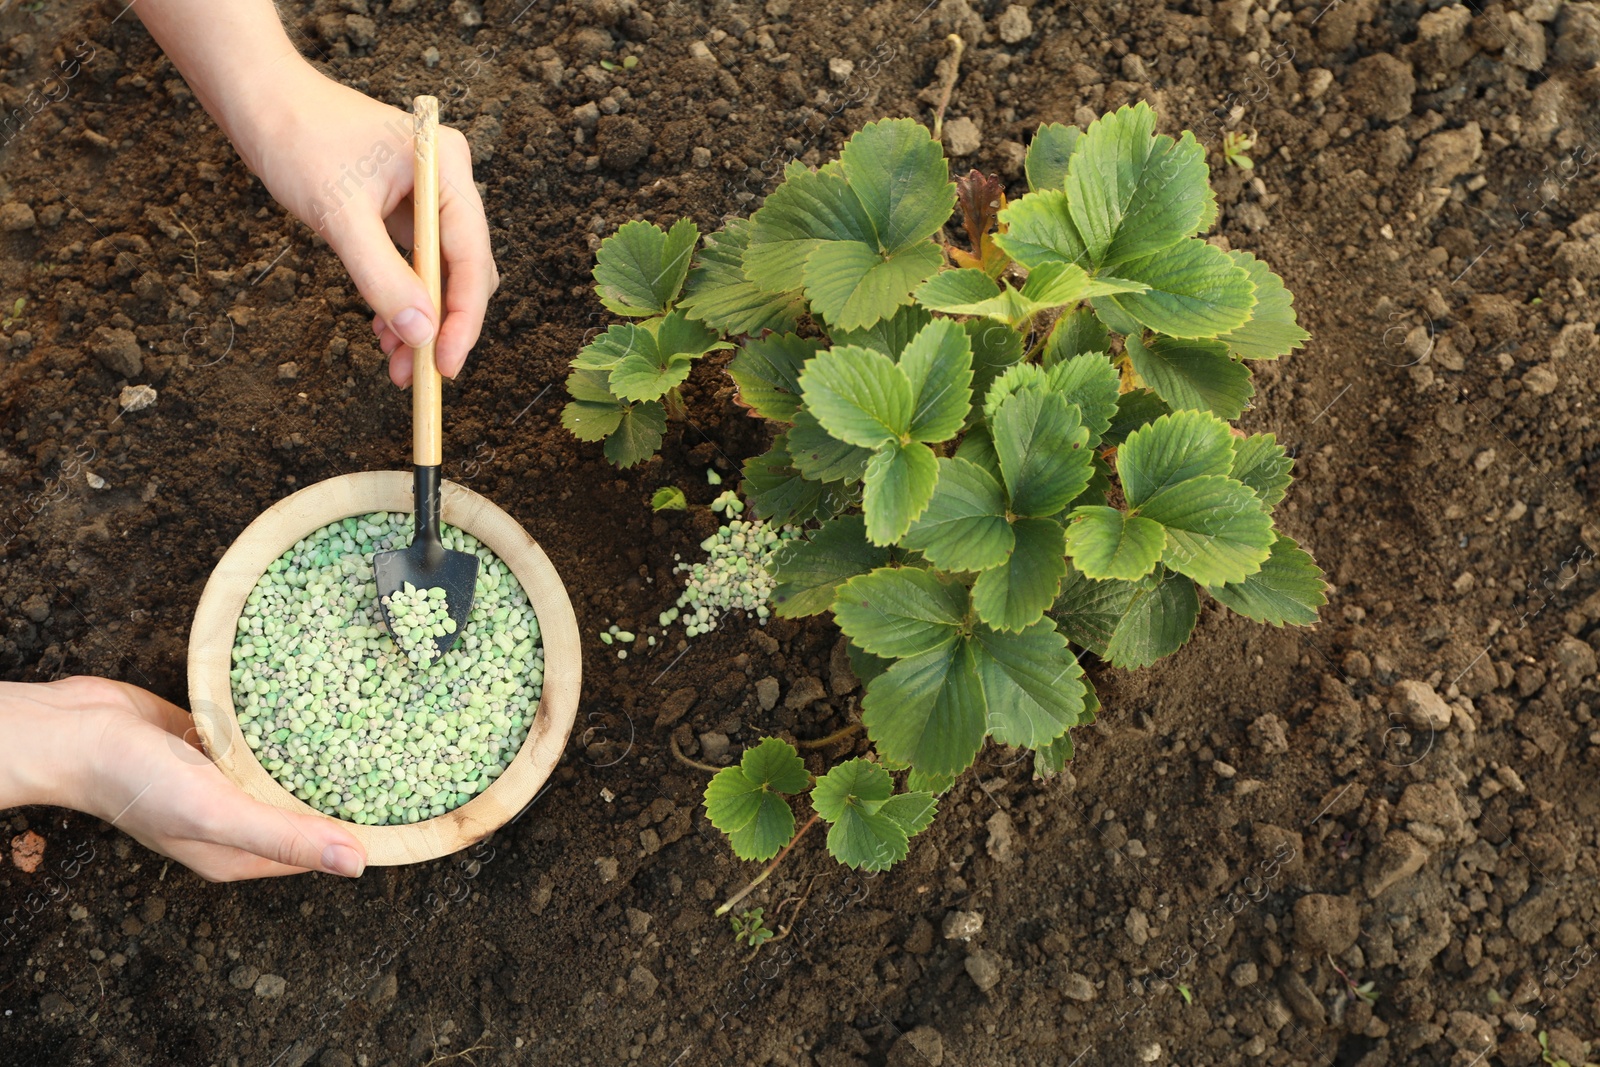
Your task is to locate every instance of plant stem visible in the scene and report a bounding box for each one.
[715,813,820,917]
[930,34,965,142]
[663,387,688,422]
[669,733,720,773]
[797,722,861,749]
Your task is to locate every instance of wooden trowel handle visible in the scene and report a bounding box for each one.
[412,95,443,467]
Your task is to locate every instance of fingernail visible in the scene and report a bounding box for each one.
[390,307,434,348]
[321,843,365,878]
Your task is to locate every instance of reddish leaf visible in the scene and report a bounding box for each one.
[952,170,1010,278]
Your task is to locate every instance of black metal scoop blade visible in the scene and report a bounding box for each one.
[374,465,478,664]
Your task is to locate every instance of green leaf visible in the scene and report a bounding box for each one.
[954,423,1001,476]
[863,440,939,545]
[1138,475,1274,586]
[772,515,891,618]
[799,345,913,449]
[814,760,920,872]
[916,263,1096,325]
[743,162,876,292]
[1089,296,1144,337]
[679,218,805,335]
[565,365,620,404]
[1103,569,1200,669]
[971,517,1068,632]
[1064,506,1166,581]
[825,806,912,871]
[608,310,732,403]
[1043,307,1110,367]
[561,369,626,441]
[608,353,694,403]
[1103,388,1171,447]
[1097,238,1256,339]
[1045,354,1121,443]
[560,399,624,442]
[836,117,955,255]
[982,363,1048,424]
[805,240,945,332]
[1035,679,1098,776]
[1214,250,1309,360]
[1207,534,1327,626]
[651,486,687,511]
[1230,433,1293,508]
[811,758,893,819]
[602,401,667,468]
[993,390,1094,517]
[728,333,820,422]
[964,320,1027,414]
[833,566,966,658]
[1124,334,1254,420]
[1050,565,1139,655]
[878,792,939,837]
[902,457,1014,572]
[1034,729,1076,776]
[993,189,1089,269]
[914,267,1012,316]
[846,639,893,688]
[899,318,974,442]
[1066,103,1215,269]
[972,618,1085,749]
[571,321,641,372]
[741,439,833,527]
[703,737,809,862]
[905,768,955,794]
[1077,450,1114,507]
[862,638,987,777]
[593,218,700,317]
[788,409,874,484]
[1027,262,1119,303]
[832,302,933,357]
[1026,122,1081,191]
[1116,409,1235,508]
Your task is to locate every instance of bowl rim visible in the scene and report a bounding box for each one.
[187,470,581,866]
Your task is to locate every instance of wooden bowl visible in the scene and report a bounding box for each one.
[188,471,581,866]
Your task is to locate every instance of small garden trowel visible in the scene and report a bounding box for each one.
[374,95,477,662]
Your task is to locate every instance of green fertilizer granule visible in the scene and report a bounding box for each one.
[231,512,544,826]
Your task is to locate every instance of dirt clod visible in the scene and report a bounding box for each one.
[964,948,1001,992]
[1291,893,1360,954]
[10,830,44,872]
[942,910,983,941]
[596,115,650,170]
[90,326,142,378]
[1365,831,1431,897]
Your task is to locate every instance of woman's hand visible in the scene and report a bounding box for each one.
[128,2,499,383]
[3,677,367,882]
[236,64,500,386]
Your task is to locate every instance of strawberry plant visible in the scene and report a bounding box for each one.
[562,103,1325,879]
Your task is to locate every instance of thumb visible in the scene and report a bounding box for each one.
[323,205,436,353]
[203,791,368,877]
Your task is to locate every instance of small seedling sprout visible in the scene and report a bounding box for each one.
[1222,129,1256,169]
[729,908,774,949]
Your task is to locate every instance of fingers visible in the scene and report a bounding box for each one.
[167,840,313,882]
[196,791,368,879]
[322,205,438,358]
[434,131,499,379]
[108,679,200,738]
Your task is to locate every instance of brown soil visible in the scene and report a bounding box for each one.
[4,1,1600,1065]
